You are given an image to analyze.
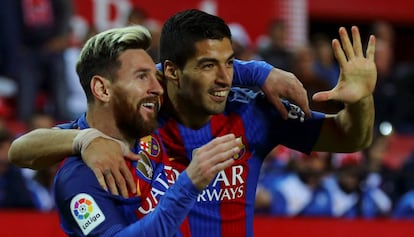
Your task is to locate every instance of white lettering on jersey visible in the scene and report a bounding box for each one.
[138,173,169,214]
[138,164,247,215]
[198,165,245,201]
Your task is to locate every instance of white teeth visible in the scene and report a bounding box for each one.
[213,91,227,97]
[142,102,155,108]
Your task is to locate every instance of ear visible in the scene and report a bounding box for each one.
[90,76,111,103]
[163,60,180,86]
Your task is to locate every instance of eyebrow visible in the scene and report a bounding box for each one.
[133,68,152,74]
[196,53,236,66]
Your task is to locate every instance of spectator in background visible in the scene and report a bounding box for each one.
[311,33,340,89]
[63,16,92,120]
[228,23,262,61]
[290,45,343,114]
[363,132,401,204]
[256,150,332,217]
[392,60,414,134]
[257,19,293,72]
[393,189,414,218]
[325,152,392,218]
[0,0,21,82]
[127,6,162,63]
[15,0,73,122]
[20,112,58,211]
[0,128,36,209]
[370,21,398,131]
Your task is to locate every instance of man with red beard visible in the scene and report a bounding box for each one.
[25,25,241,236]
[9,9,377,237]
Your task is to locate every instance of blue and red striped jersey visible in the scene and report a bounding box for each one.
[155,87,325,237]
[54,114,200,237]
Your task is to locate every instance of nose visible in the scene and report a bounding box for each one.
[216,64,233,84]
[149,74,164,96]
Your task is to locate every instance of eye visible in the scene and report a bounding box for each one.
[137,72,148,80]
[201,63,215,70]
[226,59,234,68]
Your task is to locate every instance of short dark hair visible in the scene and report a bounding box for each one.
[159,9,232,70]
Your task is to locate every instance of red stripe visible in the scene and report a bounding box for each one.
[211,114,249,237]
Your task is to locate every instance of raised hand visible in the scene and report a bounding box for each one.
[313,26,377,104]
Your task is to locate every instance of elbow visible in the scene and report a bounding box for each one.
[8,139,25,167]
[8,137,35,168]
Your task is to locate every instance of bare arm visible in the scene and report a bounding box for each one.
[8,128,78,169]
[8,128,141,198]
[313,26,377,152]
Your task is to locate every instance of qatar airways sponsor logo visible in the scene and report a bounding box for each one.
[138,165,179,215]
[197,165,245,202]
[137,165,245,215]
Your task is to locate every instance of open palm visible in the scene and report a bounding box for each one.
[313,26,377,104]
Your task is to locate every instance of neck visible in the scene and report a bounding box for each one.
[86,106,134,147]
[164,94,211,130]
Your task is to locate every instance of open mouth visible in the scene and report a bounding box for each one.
[141,97,161,113]
[209,90,229,102]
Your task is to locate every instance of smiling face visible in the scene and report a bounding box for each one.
[166,38,234,128]
[111,49,163,139]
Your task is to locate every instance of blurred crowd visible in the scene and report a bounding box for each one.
[1,2,414,219]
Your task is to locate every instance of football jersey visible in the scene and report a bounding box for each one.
[155,87,325,237]
[54,114,200,237]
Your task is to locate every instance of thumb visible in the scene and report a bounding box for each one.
[312,90,334,102]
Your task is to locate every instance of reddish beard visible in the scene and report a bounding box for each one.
[112,91,158,139]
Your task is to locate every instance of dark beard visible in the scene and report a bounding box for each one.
[112,91,158,139]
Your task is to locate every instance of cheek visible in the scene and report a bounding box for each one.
[180,76,202,96]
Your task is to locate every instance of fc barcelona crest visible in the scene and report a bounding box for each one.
[139,135,160,157]
[233,136,245,160]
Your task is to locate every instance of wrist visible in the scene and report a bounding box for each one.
[72,128,130,155]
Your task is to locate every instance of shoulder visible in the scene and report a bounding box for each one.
[55,157,97,191]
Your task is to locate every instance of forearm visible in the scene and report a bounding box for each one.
[338,95,375,150]
[8,128,79,169]
[115,171,199,237]
[315,95,374,152]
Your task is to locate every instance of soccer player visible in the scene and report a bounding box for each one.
[45,25,241,236]
[9,9,377,237]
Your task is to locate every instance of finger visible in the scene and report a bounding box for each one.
[93,168,108,192]
[122,152,140,194]
[366,35,376,61]
[338,27,355,59]
[289,92,311,118]
[120,163,137,195]
[104,170,119,196]
[205,138,242,164]
[332,39,347,66]
[112,169,129,198]
[214,158,235,171]
[312,90,334,102]
[351,26,363,57]
[200,134,236,152]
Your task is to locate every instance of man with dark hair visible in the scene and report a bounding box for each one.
[36,25,241,236]
[9,9,377,237]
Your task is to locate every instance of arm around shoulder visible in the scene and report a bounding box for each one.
[8,128,80,169]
